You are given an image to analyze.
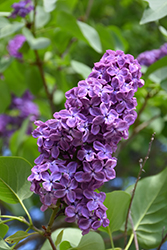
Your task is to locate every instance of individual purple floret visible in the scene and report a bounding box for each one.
[137,43,167,66]
[28,49,144,234]
[7,34,26,59]
[9,0,34,18]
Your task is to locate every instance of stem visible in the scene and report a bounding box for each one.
[84,0,94,21]
[46,204,60,234]
[19,199,33,226]
[124,234,134,250]
[129,214,139,250]
[46,235,57,250]
[157,232,167,250]
[124,133,155,246]
[107,226,115,250]
[34,49,55,115]
[0,216,29,226]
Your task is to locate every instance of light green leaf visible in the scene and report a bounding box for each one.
[161,78,167,92]
[71,60,92,79]
[159,25,167,37]
[77,21,102,53]
[0,224,9,238]
[43,0,58,12]
[76,231,105,250]
[0,17,9,28]
[5,231,30,244]
[140,0,167,24]
[55,229,64,247]
[0,156,32,204]
[30,6,50,28]
[99,191,131,233]
[0,12,10,17]
[22,27,50,49]
[0,237,11,249]
[41,228,82,249]
[126,167,167,249]
[0,22,24,39]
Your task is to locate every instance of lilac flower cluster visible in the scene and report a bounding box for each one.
[28,50,144,234]
[7,34,26,59]
[0,90,39,145]
[9,0,34,18]
[137,43,167,66]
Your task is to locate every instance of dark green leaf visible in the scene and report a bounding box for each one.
[0,224,9,238]
[59,241,72,250]
[0,156,32,204]
[126,167,167,249]
[99,191,131,233]
[5,231,30,244]
[25,66,43,94]
[0,57,13,73]
[0,81,11,113]
[161,78,167,92]
[142,56,167,81]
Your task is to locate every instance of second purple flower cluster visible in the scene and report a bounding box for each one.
[28,50,144,234]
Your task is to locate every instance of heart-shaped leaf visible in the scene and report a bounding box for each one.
[126,167,167,249]
[0,156,32,204]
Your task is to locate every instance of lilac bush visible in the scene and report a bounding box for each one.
[28,49,144,235]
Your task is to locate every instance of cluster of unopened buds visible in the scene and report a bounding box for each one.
[28,49,144,234]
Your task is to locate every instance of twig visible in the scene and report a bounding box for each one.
[157,230,167,250]
[124,132,156,247]
[84,0,94,21]
[46,235,57,250]
[61,38,77,59]
[116,114,159,156]
[129,213,139,250]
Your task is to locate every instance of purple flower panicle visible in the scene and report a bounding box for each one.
[28,49,144,234]
[7,35,26,59]
[137,43,167,66]
[9,0,34,18]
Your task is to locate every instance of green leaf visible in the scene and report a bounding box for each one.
[76,231,105,250]
[159,25,167,37]
[25,66,43,94]
[22,27,50,50]
[143,56,167,81]
[99,191,131,233]
[0,81,11,113]
[161,78,167,92]
[0,237,11,249]
[5,231,30,244]
[0,56,13,73]
[0,224,9,238]
[43,0,58,12]
[55,229,64,247]
[126,167,167,249]
[0,22,24,39]
[0,156,32,204]
[77,21,102,53]
[71,60,92,79]
[140,0,167,24]
[59,240,72,250]
[10,118,29,156]
[30,6,50,28]
[0,17,9,28]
